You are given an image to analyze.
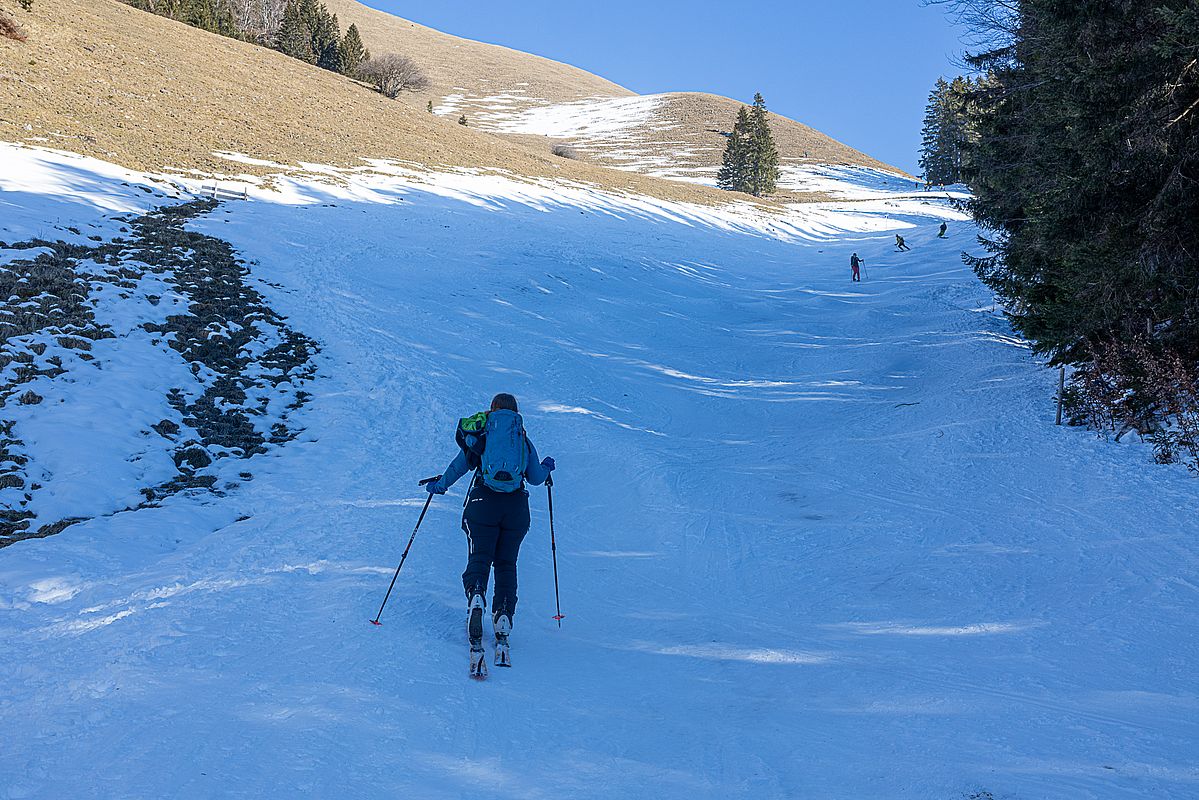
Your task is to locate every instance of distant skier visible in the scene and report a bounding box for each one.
[938,222,948,238]
[850,252,864,282]
[425,392,555,678]
[895,234,911,252]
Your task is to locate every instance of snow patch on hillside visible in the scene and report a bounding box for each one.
[482,94,670,139]
[432,91,692,174]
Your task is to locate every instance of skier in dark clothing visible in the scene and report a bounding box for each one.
[938,222,948,238]
[426,392,554,676]
[850,252,863,282]
[896,234,911,251]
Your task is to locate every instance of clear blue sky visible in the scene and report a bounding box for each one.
[358,0,968,173]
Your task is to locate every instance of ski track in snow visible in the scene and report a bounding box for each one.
[1,142,1198,799]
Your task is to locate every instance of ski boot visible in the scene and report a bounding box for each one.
[467,593,487,680]
[493,612,512,668]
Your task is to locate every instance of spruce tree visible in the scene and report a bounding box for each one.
[339,24,368,77]
[157,0,237,37]
[717,107,750,192]
[745,93,780,197]
[920,76,984,186]
[294,0,339,70]
[318,39,344,73]
[717,94,780,196]
[951,0,1199,443]
[919,78,952,185]
[313,9,342,71]
[277,2,313,62]
[940,77,973,183]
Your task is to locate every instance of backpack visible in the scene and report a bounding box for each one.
[455,409,528,492]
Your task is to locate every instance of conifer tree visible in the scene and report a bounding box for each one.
[745,93,780,197]
[339,23,368,77]
[942,0,1199,451]
[717,107,750,192]
[919,76,980,186]
[459,115,468,126]
[919,78,952,184]
[292,0,336,68]
[717,95,780,196]
[313,8,342,71]
[147,0,237,36]
[318,38,343,73]
[277,2,313,62]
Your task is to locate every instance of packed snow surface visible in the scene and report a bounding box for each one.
[2,144,1198,799]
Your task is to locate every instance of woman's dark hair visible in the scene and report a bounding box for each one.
[490,393,519,412]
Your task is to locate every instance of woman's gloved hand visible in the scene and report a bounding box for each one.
[541,456,556,472]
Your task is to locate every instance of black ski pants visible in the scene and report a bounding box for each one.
[461,482,530,622]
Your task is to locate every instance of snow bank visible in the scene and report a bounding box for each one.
[2,141,1196,800]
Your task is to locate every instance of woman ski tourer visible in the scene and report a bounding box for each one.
[425,393,555,678]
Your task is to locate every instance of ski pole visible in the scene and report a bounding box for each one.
[546,474,565,627]
[370,474,441,626]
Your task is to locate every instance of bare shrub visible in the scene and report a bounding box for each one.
[360,54,430,98]
[1065,337,1199,471]
[0,11,27,41]
[1140,349,1199,471]
[551,143,580,159]
[228,0,287,44]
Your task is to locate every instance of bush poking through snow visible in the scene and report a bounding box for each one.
[551,143,580,159]
[0,11,27,41]
[458,115,468,126]
[360,54,430,98]
[1064,337,1199,472]
[19,0,32,10]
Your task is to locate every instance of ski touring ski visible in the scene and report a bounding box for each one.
[494,613,512,668]
[470,645,488,680]
[468,593,488,680]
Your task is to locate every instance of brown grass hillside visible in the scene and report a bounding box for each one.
[0,0,836,206]
[650,93,897,175]
[321,0,633,105]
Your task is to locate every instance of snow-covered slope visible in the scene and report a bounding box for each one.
[1,144,1197,799]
